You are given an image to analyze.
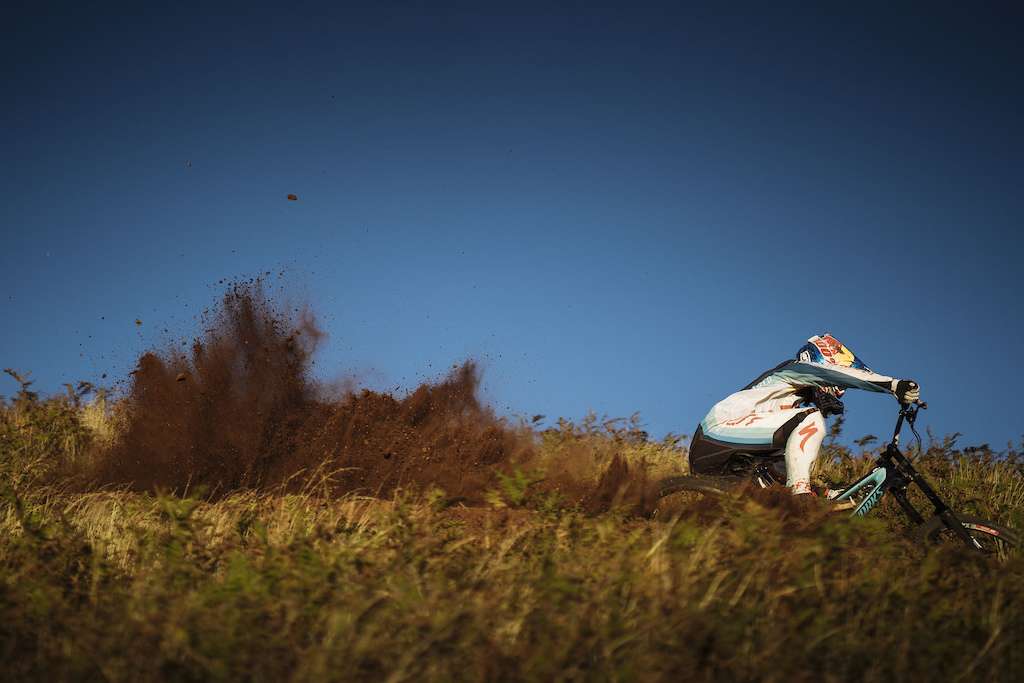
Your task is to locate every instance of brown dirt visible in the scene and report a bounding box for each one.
[81,279,645,515]
[649,481,842,537]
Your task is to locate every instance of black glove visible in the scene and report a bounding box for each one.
[892,380,920,405]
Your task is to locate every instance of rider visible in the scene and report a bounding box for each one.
[689,334,921,496]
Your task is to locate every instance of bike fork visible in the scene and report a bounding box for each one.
[889,479,981,549]
[888,453,982,549]
[938,508,984,550]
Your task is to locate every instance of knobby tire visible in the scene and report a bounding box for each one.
[654,475,742,498]
[913,513,1019,558]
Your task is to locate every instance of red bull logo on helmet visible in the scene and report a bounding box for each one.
[800,334,871,371]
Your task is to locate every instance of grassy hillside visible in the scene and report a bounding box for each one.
[2,376,1024,682]
[4,283,1023,681]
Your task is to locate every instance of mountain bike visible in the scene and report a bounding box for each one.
[652,403,1019,558]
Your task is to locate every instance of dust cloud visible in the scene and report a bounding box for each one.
[85,280,647,512]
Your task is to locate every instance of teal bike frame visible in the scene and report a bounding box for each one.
[834,467,890,517]
[830,403,981,547]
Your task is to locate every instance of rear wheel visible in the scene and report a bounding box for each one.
[654,474,740,498]
[914,513,1019,559]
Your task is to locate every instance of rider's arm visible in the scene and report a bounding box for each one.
[777,361,896,394]
[780,363,920,403]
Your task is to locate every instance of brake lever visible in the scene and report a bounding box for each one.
[904,402,925,459]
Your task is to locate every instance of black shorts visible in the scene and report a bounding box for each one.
[688,408,818,474]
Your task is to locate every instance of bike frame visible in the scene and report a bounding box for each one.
[832,404,981,547]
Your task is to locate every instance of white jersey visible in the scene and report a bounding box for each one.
[691,334,906,490]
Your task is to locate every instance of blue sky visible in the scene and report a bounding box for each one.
[3,0,1022,449]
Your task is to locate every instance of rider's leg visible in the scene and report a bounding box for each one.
[783,410,826,495]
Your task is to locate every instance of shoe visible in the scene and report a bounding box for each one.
[794,486,856,511]
[820,487,856,511]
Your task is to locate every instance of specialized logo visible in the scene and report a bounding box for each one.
[798,423,819,450]
[856,486,884,516]
[723,415,764,427]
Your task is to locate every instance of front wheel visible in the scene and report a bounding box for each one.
[913,513,1019,559]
